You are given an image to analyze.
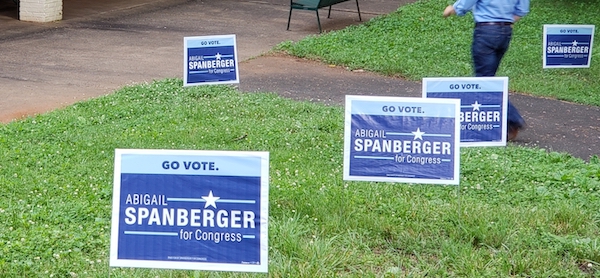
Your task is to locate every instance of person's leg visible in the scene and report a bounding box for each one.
[472,25,511,77]
[472,25,525,140]
[507,100,526,140]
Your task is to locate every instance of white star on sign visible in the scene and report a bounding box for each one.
[572,40,578,46]
[412,128,425,140]
[215,53,222,60]
[202,190,220,209]
[471,100,482,111]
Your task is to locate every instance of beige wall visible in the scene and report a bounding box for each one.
[19,0,62,22]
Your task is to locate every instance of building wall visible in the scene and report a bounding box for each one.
[19,0,63,22]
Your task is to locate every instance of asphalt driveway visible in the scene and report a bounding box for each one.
[0,0,598,161]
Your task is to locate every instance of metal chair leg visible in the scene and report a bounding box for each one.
[356,0,362,21]
[287,7,293,30]
[316,10,322,33]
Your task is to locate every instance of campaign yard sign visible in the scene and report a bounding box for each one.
[543,24,595,68]
[110,149,269,273]
[423,77,508,147]
[343,95,461,185]
[184,34,240,86]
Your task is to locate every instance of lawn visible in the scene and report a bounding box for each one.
[278,0,600,106]
[2,0,600,276]
[1,80,600,277]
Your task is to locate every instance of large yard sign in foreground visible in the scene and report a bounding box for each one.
[110,149,269,273]
[343,96,461,185]
[423,77,508,147]
[184,34,240,86]
[543,24,595,68]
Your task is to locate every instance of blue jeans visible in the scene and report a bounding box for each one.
[472,24,526,130]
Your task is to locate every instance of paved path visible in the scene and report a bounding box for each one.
[1,0,598,161]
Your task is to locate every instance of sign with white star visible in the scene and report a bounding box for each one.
[343,95,461,185]
[110,149,269,273]
[184,34,240,86]
[202,190,220,209]
[543,24,595,68]
[423,77,508,147]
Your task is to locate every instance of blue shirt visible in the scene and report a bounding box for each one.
[453,0,529,23]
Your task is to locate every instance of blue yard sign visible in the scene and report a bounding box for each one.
[184,34,240,86]
[343,95,461,185]
[543,24,595,68]
[110,149,269,273]
[423,77,508,147]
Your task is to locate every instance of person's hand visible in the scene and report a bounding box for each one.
[513,15,521,22]
[443,5,456,17]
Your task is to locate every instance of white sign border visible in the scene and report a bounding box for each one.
[343,95,461,185]
[422,77,509,147]
[183,34,240,86]
[109,149,269,273]
[543,24,595,69]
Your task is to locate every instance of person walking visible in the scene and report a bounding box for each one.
[443,0,529,141]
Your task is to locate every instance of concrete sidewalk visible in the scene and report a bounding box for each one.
[0,0,407,119]
[1,0,599,161]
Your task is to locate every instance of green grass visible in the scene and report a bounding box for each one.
[2,0,600,276]
[277,0,600,106]
[1,79,600,277]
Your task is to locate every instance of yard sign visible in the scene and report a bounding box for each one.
[110,149,269,273]
[423,77,508,147]
[543,24,595,68]
[343,95,461,185]
[184,34,240,86]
